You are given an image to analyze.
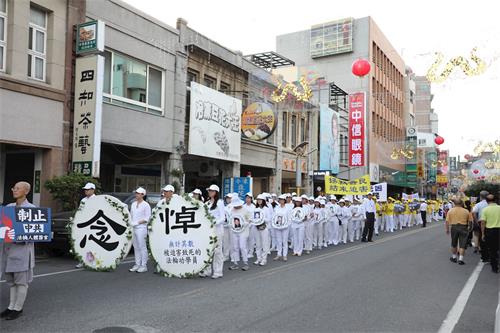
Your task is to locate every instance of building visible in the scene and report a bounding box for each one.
[276,17,407,193]
[414,76,437,134]
[0,0,84,206]
[404,67,416,128]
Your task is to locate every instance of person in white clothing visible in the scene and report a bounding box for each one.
[244,193,257,259]
[290,197,306,256]
[312,198,325,250]
[75,183,97,268]
[199,185,226,279]
[273,195,291,261]
[303,195,314,254]
[191,188,204,202]
[326,196,340,246]
[252,194,271,266]
[129,187,151,273]
[222,193,233,261]
[156,184,175,208]
[351,199,364,241]
[338,199,352,244]
[229,196,251,271]
[361,193,376,242]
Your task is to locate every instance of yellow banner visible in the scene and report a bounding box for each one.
[437,175,448,184]
[325,175,371,195]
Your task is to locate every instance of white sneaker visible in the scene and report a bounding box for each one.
[75,263,84,269]
[259,261,267,266]
[137,266,148,273]
[129,265,139,272]
[211,274,223,279]
[253,260,260,265]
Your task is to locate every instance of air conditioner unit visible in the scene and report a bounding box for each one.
[199,161,219,177]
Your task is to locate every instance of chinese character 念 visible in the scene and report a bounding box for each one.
[76,209,127,251]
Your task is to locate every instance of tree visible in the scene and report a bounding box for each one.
[45,173,100,211]
[464,181,500,199]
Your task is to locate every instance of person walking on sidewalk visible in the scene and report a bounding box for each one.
[445,199,472,265]
[479,194,500,274]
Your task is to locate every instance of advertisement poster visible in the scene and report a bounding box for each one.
[319,104,340,174]
[189,82,242,162]
[348,92,366,167]
[241,102,277,141]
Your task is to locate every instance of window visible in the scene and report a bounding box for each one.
[300,118,306,142]
[103,50,165,114]
[28,6,46,80]
[282,112,288,147]
[219,81,230,93]
[291,115,297,148]
[186,69,198,86]
[203,75,216,89]
[0,0,6,71]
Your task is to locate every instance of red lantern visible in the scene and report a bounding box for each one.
[473,169,479,174]
[464,154,471,160]
[352,59,371,77]
[481,176,486,180]
[434,135,445,145]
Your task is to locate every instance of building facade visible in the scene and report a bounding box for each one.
[0,0,84,206]
[276,17,407,192]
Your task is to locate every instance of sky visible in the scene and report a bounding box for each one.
[123,0,500,158]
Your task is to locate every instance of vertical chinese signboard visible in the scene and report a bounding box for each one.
[405,127,418,188]
[348,92,365,167]
[437,150,449,187]
[72,55,104,177]
[426,151,437,184]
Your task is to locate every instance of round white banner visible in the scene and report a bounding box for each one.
[272,212,290,230]
[291,207,306,224]
[250,208,265,226]
[70,195,132,271]
[148,195,216,278]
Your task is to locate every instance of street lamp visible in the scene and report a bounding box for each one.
[293,141,309,195]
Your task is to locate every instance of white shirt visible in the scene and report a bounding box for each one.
[206,199,226,231]
[362,198,376,213]
[130,200,151,228]
[420,202,428,211]
[339,206,352,221]
[81,194,96,203]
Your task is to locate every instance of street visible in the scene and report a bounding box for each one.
[1,222,498,333]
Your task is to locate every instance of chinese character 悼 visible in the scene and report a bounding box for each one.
[159,206,201,234]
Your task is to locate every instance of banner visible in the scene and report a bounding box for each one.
[319,104,340,174]
[348,92,366,167]
[371,183,387,202]
[402,193,420,201]
[426,151,437,183]
[233,177,253,200]
[72,55,104,177]
[241,102,277,141]
[70,195,132,271]
[437,174,449,185]
[189,82,242,162]
[0,206,52,242]
[149,195,216,278]
[325,175,371,195]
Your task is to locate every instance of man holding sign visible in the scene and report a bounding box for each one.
[0,182,36,320]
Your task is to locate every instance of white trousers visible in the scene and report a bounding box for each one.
[313,222,324,248]
[330,219,339,245]
[223,227,231,261]
[375,215,380,234]
[132,227,148,267]
[324,221,332,245]
[347,220,355,242]
[385,215,394,232]
[231,231,249,264]
[292,224,305,255]
[247,225,257,257]
[353,219,362,240]
[304,221,314,251]
[339,220,348,243]
[254,227,270,264]
[274,228,289,258]
[269,226,277,251]
[202,227,224,277]
[380,215,386,232]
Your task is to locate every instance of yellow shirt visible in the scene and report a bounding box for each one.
[386,203,394,215]
[404,203,411,214]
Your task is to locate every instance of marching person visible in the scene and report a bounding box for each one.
[290,197,306,256]
[374,198,382,236]
[350,199,362,242]
[303,195,314,254]
[361,192,376,242]
[75,182,97,268]
[420,199,428,228]
[326,196,340,246]
[338,199,352,244]
[222,193,233,262]
[157,184,175,207]
[229,195,251,271]
[253,194,272,266]
[273,194,291,261]
[386,198,395,232]
[445,199,472,265]
[473,190,490,262]
[345,198,356,243]
[479,194,500,274]
[403,200,411,228]
[0,182,35,320]
[244,193,256,260]
[191,188,204,202]
[312,198,324,250]
[129,187,151,273]
[199,185,226,279]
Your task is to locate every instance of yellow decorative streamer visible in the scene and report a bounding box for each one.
[426,48,487,83]
[271,76,313,103]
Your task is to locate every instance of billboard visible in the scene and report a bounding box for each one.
[241,102,277,141]
[319,104,340,174]
[348,92,366,167]
[311,18,353,58]
[189,82,242,162]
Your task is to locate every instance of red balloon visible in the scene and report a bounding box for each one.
[434,136,445,145]
[481,176,486,179]
[473,169,479,174]
[352,59,371,77]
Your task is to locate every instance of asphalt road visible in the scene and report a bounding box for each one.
[1,221,498,333]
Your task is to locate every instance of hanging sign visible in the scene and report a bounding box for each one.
[348,92,366,167]
[325,175,371,195]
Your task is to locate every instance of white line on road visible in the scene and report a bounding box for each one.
[495,288,500,333]
[0,259,136,283]
[438,261,485,333]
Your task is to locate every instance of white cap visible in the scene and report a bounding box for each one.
[246,192,253,198]
[320,199,326,205]
[193,189,202,195]
[230,196,244,207]
[292,192,297,196]
[162,184,175,192]
[225,193,233,198]
[330,195,337,200]
[82,182,96,190]
[256,194,267,200]
[278,194,287,200]
[344,197,351,202]
[314,197,320,202]
[271,193,277,197]
[135,187,147,195]
[207,184,220,192]
[286,193,292,198]
[292,196,302,202]
[301,194,309,199]
[309,196,315,201]
[339,199,345,203]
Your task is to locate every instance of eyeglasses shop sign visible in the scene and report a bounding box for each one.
[189,82,242,162]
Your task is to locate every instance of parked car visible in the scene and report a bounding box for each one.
[42,192,162,256]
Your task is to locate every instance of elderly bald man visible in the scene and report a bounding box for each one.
[0,181,36,320]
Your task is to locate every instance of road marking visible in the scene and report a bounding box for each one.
[495,288,500,333]
[438,261,485,333]
[0,259,136,283]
